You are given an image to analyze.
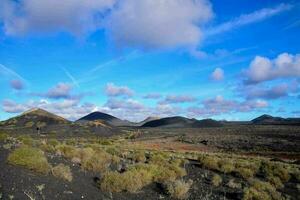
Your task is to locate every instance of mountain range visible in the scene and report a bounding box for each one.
[1,109,300,133]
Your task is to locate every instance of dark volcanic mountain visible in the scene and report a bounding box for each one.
[0,108,118,136]
[135,116,161,126]
[77,112,134,127]
[252,114,300,125]
[142,116,223,128]
[0,108,69,128]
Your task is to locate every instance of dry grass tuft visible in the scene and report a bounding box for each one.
[261,161,290,183]
[243,179,283,200]
[81,149,112,173]
[211,174,222,187]
[166,179,193,199]
[55,144,77,158]
[100,159,187,193]
[7,146,51,174]
[100,167,153,193]
[131,150,147,163]
[0,133,9,141]
[52,164,73,182]
[17,135,35,146]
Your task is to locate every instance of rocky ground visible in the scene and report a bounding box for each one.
[0,125,300,200]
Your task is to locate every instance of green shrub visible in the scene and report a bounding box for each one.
[101,167,153,193]
[17,135,35,146]
[291,167,300,182]
[7,146,51,174]
[243,179,283,200]
[149,153,169,165]
[96,138,113,145]
[166,180,193,200]
[132,151,146,163]
[52,164,72,182]
[267,176,284,189]
[211,174,222,187]
[55,144,77,158]
[81,149,112,173]
[100,171,124,192]
[236,167,256,179]
[39,143,56,153]
[48,139,60,147]
[105,147,121,156]
[66,139,77,146]
[218,159,235,174]
[79,147,95,158]
[261,161,290,183]
[199,155,220,170]
[25,121,34,128]
[0,133,9,141]
[101,162,187,193]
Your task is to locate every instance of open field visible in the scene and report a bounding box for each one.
[0,125,299,200]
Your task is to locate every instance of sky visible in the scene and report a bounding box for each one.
[0,0,300,122]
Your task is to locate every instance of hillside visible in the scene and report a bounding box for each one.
[142,116,223,128]
[77,111,134,127]
[0,108,118,136]
[252,114,300,125]
[0,108,69,128]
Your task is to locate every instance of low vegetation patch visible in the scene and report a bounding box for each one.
[211,174,222,187]
[0,133,9,141]
[260,161,290,183]
[100,167,153,193]
[55,144,77,158]
[52,164,73,182]
[166,179,193,200]
[17,135,35,146]
[131,150,146,163]
[243,179,283,200]
[7,146,51,174]
[55,144,119,173]
[100,159,187,194]
[81,152,111,173]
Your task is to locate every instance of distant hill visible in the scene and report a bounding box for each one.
[252,114,300,125]
[135,116,161,126]
[77,112,134,127]
[0,108,69,128]
[142,116,223,128]
[0,108,118,136]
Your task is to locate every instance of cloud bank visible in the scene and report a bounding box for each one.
[245,53,300,84]
[105,83,134,97]
[211,68,224,81]
[107,0,213,49]
[0,0,115,36]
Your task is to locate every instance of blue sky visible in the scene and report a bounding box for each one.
[0,0,300,121]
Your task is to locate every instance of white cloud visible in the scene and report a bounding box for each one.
[0,0,115,36]
[10,79,24,90]
[0,0,213,49]
[159,95,197,104]
[245,53,300,84]
[45,83,73,99]
[106,0,213,49]
[2,99,97,120]
[104,98,144,111]
[187,95,268,117]
[244,83,289,99]
[211,68,224,81]
[105,83,134,97]
[206,3,292,36]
